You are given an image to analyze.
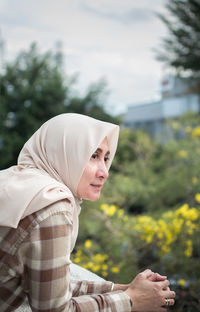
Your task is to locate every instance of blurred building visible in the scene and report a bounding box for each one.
[123,76,200,137]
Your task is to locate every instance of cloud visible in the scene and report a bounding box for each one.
[80,3,153,25]
[0,0,168,114]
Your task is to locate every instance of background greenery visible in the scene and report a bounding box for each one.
[75,116,200,311]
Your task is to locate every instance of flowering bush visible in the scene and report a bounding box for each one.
[73,199,200,278]
[73,113,200,310]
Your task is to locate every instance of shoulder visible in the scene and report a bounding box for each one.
[0,200,75,261]
[33,199,74,225]
[24,199,74,233]
[0,200,73,250]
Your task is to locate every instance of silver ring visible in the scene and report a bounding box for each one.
[165,298,170,306]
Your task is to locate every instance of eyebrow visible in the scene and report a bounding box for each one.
[95,148,110,156]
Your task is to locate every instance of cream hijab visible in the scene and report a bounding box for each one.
[0,113,119,230]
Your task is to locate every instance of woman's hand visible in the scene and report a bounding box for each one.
[125,269,175,312]
[112,270,167,292]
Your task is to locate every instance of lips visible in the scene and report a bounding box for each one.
[90,184,103,190]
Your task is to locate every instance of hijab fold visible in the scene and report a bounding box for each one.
[0,114,119,230]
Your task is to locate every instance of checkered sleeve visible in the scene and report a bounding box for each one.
[22,212,132,311]
[70,279,114,297]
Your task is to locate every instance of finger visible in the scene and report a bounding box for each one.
[160,279,170,289]
[139,269,153,278]
[147,272,166,282]
[163,289,176,298]
[169,299,175,306]
[163,286,170,291]
[147,272,157,281]
[167,290,176,299]
[156,273,167,280]
[153,273,167,281]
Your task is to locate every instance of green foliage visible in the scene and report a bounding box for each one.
[65,79,118,124]
[0,43,68,168]
[0,43,119,168]
[98,115,200,215]
[75,113,200,310]
[157,0,200,77]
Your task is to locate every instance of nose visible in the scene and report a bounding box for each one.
[96,160,109,180]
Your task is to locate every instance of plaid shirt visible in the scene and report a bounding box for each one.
[0,201,131,311]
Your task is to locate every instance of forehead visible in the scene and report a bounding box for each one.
[98,137,109,151]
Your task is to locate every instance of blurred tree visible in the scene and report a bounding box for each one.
[0,42,118,168]
[66,79,119,124]
[157,0,200,77]
[0,42,68,168]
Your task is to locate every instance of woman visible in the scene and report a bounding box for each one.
[0,113,175,311]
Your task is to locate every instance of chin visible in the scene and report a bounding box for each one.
[90,196,100,202]
[84,193,101,202]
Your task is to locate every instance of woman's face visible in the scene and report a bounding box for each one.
[77,137,110,201]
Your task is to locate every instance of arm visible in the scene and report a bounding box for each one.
[70,279,114,296]
[22,212,132,312]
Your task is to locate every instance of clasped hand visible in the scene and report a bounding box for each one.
[125,269,175,312]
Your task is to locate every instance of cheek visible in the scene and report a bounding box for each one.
[77,163,95,195]
[82,164,95,182]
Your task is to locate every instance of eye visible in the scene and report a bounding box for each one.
[104,156,110,162]
[91,153,98,159]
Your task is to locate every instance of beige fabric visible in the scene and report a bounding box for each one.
[0,113,119,230]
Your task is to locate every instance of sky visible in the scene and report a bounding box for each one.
[0,0,169,115]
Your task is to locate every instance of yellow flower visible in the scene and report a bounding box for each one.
[192,126,200,137]
[87,262,94,269]
[92,253,107,263]
[145,234,153,244]
[76,250,82,257]
[178,279,186,286]
[102,271,108,277]
[195,193,200,203]
[74,257,81,263]
[184,240,193,257]
[84,240,92,249]
[106,205,117,217]
[111,267,120,274]
[175,204,189,217]
[92,265,100,272]
[102,264,108,271]
[192,177,198,185]
[178,150,188,158]
[100,204,109,211]
[157,231,164,240]
[186,208,199,221]
[166,231,173,245]
[172,218,183,234]
[138,216,153,223]
[158,219,167,231]
[161,245,171,254]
